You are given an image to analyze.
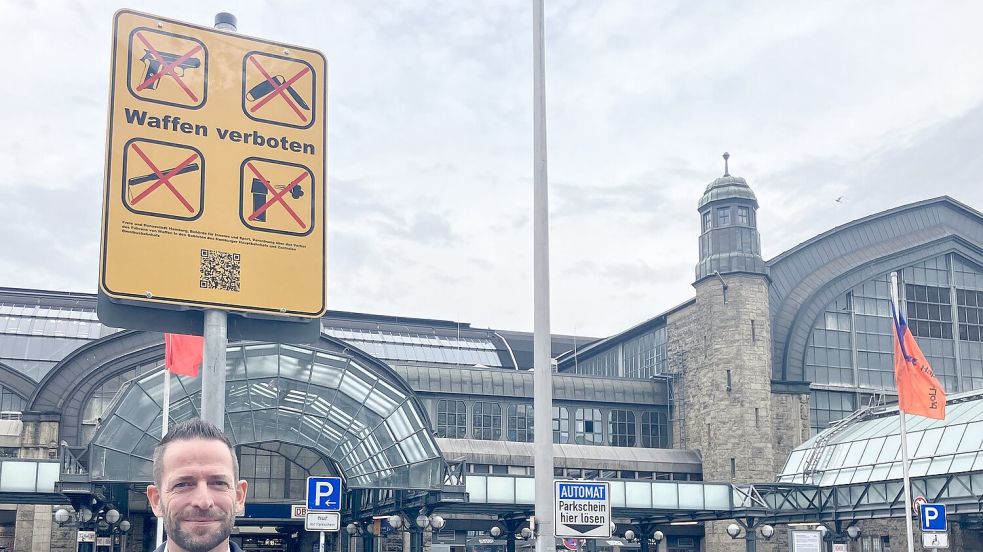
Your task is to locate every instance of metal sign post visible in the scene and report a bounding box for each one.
[100,9,328,428]
[306,476,343,550]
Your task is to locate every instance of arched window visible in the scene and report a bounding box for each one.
[435,400,467,438]
[507,404,534,442]
[472,402,502,440]
[574,408,602,445]
[608,410,635,447]
[552,407,569,444]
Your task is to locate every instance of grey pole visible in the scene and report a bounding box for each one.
[200,11,235,428]
[532,2,555,552]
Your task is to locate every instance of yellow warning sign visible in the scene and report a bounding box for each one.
[100,10,327,317]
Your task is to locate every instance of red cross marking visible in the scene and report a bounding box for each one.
[134,32,202,102]
[128,144,198,213]
[247,56,311,122]
[246,162,308,229]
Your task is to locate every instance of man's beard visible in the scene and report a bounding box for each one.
[163,505,233,552]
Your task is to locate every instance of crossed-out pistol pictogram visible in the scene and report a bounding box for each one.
[128,28,207,109]
[239,157,314,236]
[122,138,205,221]
[242,52,315,129]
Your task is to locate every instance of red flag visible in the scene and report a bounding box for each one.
[891,305,945,419]
[164,333,203,377]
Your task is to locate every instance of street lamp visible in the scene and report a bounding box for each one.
[847,526,861,540]
[489,526,502,538]
[652,531,664,544]
[623,530,635,542]
[726,524,742,539]
[388,515,405,530]
[760,525,774,540]
[104,509,121,524]
[415,514,445,530]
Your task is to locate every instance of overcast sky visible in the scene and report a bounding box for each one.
[2,1,982,337]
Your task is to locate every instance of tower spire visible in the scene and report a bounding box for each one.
[723,152,730,177]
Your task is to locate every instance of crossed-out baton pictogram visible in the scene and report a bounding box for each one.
[129,144,198,213]
[246,162,308,229]
[134,31,203,102]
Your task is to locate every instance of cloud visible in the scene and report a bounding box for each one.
[1,1,982,338]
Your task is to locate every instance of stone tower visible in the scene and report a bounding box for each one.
[674,154,776,551]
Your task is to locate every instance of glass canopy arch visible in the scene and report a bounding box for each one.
[87,342,445,490]
[779,390,983,486]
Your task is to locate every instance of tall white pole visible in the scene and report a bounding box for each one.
[156,368,171,548]
[890,271,916,552]
[532,2,555,552]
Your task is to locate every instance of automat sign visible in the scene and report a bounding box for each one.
[100,10,326,317]
[554,481,611,538]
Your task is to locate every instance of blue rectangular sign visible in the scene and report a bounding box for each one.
[307,476,343,511]
[920,503,946,532]
[557,482,607,500]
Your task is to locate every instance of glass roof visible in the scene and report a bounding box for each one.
[87,343,445,490]
[322,325,503,367]
[779,391,983,486]
[0,302,120,381]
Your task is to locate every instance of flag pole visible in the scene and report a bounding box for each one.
[156,366,171,548]
[890,271,916,552]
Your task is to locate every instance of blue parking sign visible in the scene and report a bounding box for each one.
[920,503,946,532]
[307,476,342,511]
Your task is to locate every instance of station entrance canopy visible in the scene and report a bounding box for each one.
[86,342,446,489]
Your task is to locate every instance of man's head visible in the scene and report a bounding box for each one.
[147,418,247,552]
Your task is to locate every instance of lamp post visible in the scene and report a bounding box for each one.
[54,506,125,552]
[725,522,775,552]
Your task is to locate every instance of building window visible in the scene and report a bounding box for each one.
[810,390,856,435]
[0,385,25,413]
[574,408,603,445]
[717,207,731,226]
[507,404,534,442]
[957,288,983,342]
[737,206,750,225]
[905,283,953,339]
[552,407,569,444]
[472,402,502,440]
[608,410,636,447]
[238,445,327,502]
[640,411,669,448]
[0,447,17,458]
[575,347,619,377]
[623,328,666,379]
[435,400,467,438]
[702,211,711,232]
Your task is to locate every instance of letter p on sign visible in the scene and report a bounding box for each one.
[920,503,946,532]
[307,476,343,511]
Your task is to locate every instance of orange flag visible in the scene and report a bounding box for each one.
[164,333,203,377]
[891,304,945,419]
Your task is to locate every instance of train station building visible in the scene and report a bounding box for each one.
[1,167,982,552]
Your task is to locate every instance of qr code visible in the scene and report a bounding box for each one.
[200,249,241,292]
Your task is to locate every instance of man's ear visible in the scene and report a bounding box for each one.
[235,479,248,515]
[147,484,163,516]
